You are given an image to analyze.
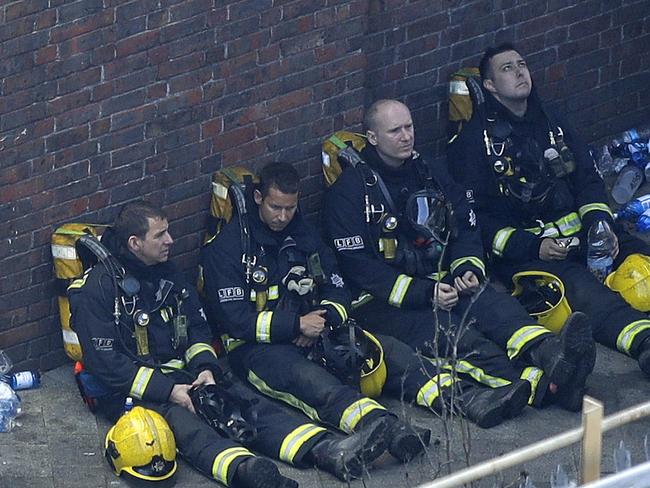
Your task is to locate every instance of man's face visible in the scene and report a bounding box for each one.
[367,102,415,167]
[483,50,532,103]
[130,217,174,266]
[255,186,298,233]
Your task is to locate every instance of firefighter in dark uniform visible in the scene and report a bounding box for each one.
[68,201,399,487]
[448,43,650,377]
[201,162,535,432]
[323,99,596,412]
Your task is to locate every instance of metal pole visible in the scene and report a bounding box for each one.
[418,399,650,488]
[581,396,604,484]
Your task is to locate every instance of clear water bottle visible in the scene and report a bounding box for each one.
[615,193,650,221]
[637,208,650,232]
[0,382,22,433]
[596,145,616,177]
[587,219,616,282]
[1,370,41,390]
[611,164,643,204]
[0,350,12,376]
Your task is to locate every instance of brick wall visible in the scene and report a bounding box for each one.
[1,0,649,370]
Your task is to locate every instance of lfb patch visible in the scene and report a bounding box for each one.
[334,235,364,251]
[218,287,245,302]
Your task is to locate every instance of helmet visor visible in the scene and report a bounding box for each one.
[406,190,449,245]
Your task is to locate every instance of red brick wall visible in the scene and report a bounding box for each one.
[1,0,649,370]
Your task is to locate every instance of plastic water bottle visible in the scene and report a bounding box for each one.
[611,164,643,204]
[0,382,22,433]
[0,350,12,376]
[596,145,616,177]
[1,370,41,390]
[587,219,616,282]
[124,396,134,413]
[615,194,650,221]
[637,208,650,232]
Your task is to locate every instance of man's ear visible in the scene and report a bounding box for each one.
[254,189,263,205]
[483,78,496,94]
[366,130,377,146]
[127,235,141,254]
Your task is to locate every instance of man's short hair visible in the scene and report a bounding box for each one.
[479,42,519,80]
[363,99,397,132]
[258,162,299,197]
[113,200,167,244]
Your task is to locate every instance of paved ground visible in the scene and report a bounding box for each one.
[2,343,650,488]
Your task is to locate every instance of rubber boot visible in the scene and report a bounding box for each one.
[384,417,432,462]
[526,312,595,387]
[233,457,298,488]
[458,379,531,428]
[636,336,650,377]
[309,415,388,481]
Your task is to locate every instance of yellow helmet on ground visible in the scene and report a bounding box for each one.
[359,330,387,398]
[605,254,650,312]
[105,406,177,483]
[512,271,572,334]
[313,319,387,398]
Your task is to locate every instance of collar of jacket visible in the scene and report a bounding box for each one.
[485,87,546,129]
[248,195,309,248]
[361,144,420,183]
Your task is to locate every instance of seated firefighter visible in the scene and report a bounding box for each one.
[322,99,596,412]
[200,161,533,435]
[68,200,402,487]
[447,43,650,377]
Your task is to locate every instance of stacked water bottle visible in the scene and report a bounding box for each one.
[596,127,650,206]
[0,349,41,432]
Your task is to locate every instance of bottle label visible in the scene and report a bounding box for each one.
[13,371,35,390]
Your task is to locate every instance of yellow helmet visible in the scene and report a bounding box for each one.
[359,331,387,398]
[512,271,572,334]
[605,254,650,312]
[105,406,177,482]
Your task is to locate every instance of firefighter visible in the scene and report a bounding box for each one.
[68,201,400,486]
[201,162,533,432]
[322,99,596,412]
[448,43,650,377]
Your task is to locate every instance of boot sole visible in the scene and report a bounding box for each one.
[237,458,298,488]
[547,312,595,387]
[389,424,432,463]
[502,381,532,420]
[338,416,390,480]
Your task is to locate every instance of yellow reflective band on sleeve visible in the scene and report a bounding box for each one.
[67,275,88,290]
[520,366,544,405]
[451,360,511,388]
[320,300,348,322]
[255,311,273,343]
[130,367,155,399]
[247,371,321,422]
[449,256,486,276]
[555,212,581,236]
[250,286,279,301]
[160,308,170,322]
[211,447,254,485]
[388,274,413,307]
[616,320,650,355]
[492,227,516,257]
[579,203,613,219]
[506,325,552,359]
[279,424,327,464]
[159,359,185,374]
[339,398,385,434]
[416,373,456,408]
[185,342,217,363]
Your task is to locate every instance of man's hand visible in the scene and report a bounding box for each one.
[293,334,316,348]
[192,370,216,387]
[169,384,195,413]
[433,282,458,310]
[539,238,570,261]
[299,309,327,338]
[454,271,480,295]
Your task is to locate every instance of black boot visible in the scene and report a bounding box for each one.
[384,417,432,462]
[526,312,595,387]
[459,380,531,428]
[637,337,650,377]
[309,416,388,481]
[233,457,298,488]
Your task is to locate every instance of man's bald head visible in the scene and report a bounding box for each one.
[364,99,414,168]
[364,99,409,132]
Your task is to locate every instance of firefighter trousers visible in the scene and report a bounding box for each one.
[228,343,390,435]
[495,231,650,357]
[100,379,329,485]
[353,300,547,403]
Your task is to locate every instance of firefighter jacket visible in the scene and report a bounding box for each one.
[448,89,614,264]
[322,144,486,310]
[68,228,219,404]
[201,198,351,349]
